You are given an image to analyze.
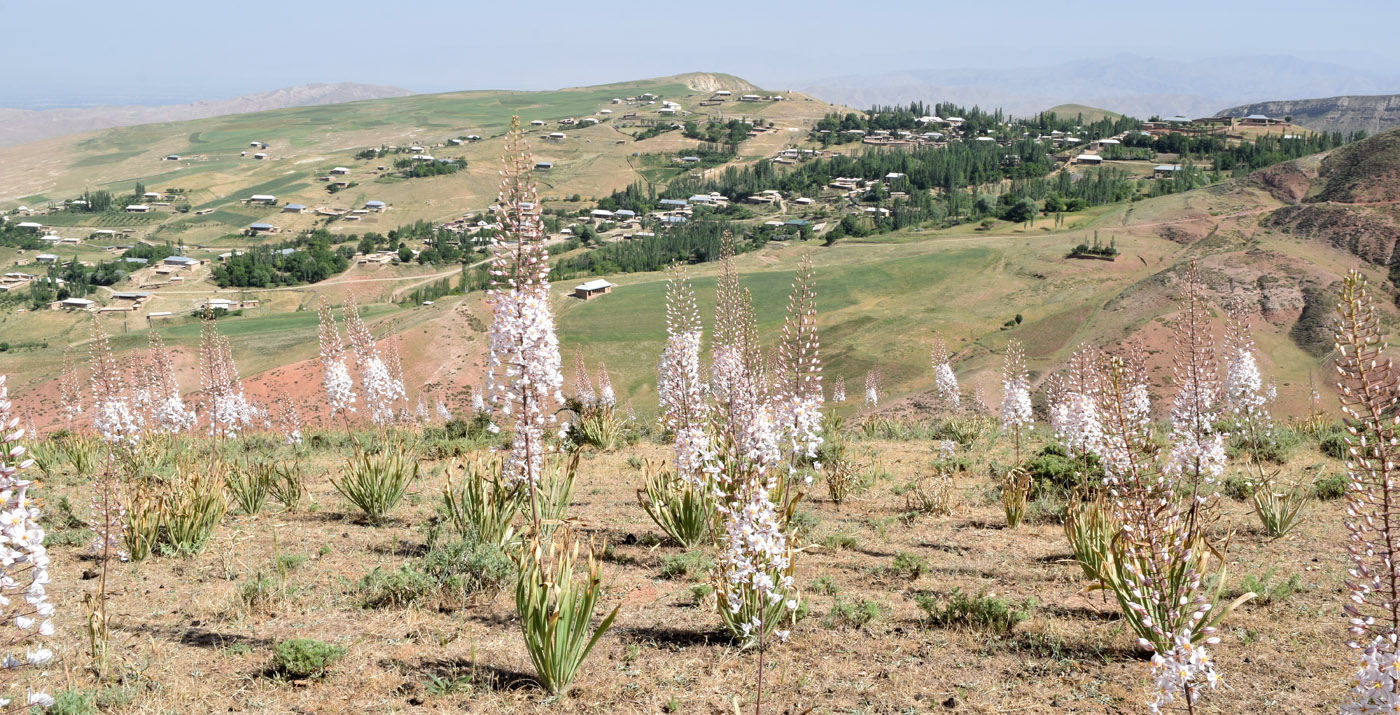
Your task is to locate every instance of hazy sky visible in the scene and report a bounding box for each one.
[4,0,1398,107]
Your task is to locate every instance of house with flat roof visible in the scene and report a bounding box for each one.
[163,256,200,267]
[57,297,95,310]
[283,203,306,213]
[125,204,151,213]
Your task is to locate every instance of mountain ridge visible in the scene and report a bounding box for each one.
[801,54,1400,119]
[1215,94,1400,134]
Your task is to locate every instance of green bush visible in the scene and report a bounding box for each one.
[1313,472,1347,500]
[1319,431,1349,460]
[1227,427,1299,464]
[659,550,713,581]
[889,551,929,581]
[359,565,433,608]
[47,689,97,715]
[1238,569,1302,606]
[1222,475,1254,502]
[359,532,513,609]
[823,597,881,629]
[272,638,346,679]
[917,588,1034,635]
[1023,445,1101,498]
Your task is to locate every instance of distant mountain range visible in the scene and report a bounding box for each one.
[800,54,1400,119]
[1216,95,1400,135]
[0,82,414,147]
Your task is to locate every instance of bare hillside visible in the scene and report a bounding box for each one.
[1216,94,1400,135]
[0,82,414,147]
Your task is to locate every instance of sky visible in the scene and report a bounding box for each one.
[3,0,1399,108]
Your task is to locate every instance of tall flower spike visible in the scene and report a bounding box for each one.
[88,316,142,445]
[832,375,846,404]
[484,117,564,490]
[773,255,823,468]
[710,231,743,405]
[1223,298,1272,439]
[596,362,616,409]
[0,375,56,707]
[344,294,403,427]
[658,265,710,487]
[574,349,595,408]
[273,396,303,445]
[1094,355,1219,714]
[199,315,256,438]
[383,337,408,420]
[59,348,84,426]
[999,339,1033,461]
[146,331,195,434]
[1333,272,1400,713]
[317,297,358,418]
[1051,346,1103,461]
[930,335,960,412]
[1164,261,1225,533]
[864,369,879,408]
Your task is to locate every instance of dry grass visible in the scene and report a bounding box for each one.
[35,429,1352,713]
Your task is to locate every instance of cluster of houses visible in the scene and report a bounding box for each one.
[1140,113,1288,138]
[237,194,388,231]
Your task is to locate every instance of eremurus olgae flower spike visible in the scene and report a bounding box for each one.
[1333,271,1400,713]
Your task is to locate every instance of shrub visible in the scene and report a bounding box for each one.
[272,638,346,679]
[359,529,513,609]
[47,689,97,715]
[917,588,1033,634]
[1313,472,1347,500]
[417,535,514,603]
[1023,445,1101,497]
[359,565,433,609]
[810,575,840,597]
[1238,569,1302,606]
[239,572,284,613]
[1318,430,1349,460]
[821,532,858,551]
[823,597,881,629]
[888,551,929,582]
[1221,475,1254,501]
[659,550,713,581]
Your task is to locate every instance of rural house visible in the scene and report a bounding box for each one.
[573,279,615,300]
